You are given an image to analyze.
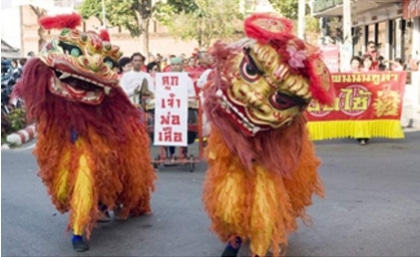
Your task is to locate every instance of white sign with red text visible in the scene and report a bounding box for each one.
[153,72,188,146]
[320,44,340,72]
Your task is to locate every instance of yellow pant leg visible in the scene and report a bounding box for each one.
[249,165,292,257]
[70,154,94,236]
[54,152,71,206]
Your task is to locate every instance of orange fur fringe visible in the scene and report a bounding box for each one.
[35,114,156,238]
[202,117,324,256]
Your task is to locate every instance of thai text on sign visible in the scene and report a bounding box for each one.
[305,71,407,140]
[306,72,407,121]
[319,44,340,72]
[153,72,189,146]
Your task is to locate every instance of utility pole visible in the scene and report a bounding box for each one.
[101,0,106,28]
[340,0,352,71]
[298,0,306,39]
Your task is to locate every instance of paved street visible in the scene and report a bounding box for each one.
[2,132,420,256]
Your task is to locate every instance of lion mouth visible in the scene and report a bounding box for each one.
[216,89,262,136]
[49,69,111,105]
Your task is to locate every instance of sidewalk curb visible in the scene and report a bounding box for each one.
[6,124,36,146]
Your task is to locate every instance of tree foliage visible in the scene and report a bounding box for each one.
[78,0,156,54]
[78,0,151,37]
[155,0,243,48]
[269,0,320,38]
[269,0,301,20]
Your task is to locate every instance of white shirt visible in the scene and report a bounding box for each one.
[196,68,212,89]
[120,70,153,103]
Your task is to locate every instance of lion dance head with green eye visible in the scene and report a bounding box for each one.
[12,13,155,250]
[202,13,335,257]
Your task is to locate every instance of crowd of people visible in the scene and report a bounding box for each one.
[116,49,213,159]
[347,41,409,145]
[117,50,212,100]
[350,41,406,73]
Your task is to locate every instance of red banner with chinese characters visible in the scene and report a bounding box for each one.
[306,72,407,140]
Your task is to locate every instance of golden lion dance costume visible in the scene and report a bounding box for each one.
[12,13,155,252]
[201,13,335,257]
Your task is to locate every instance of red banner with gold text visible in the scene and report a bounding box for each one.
[306,72,407,140]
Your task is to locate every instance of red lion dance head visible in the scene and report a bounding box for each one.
[203,13,335,175]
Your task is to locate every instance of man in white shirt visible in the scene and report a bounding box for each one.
[120,52,154,105]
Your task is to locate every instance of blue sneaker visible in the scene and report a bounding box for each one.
[72,235,89,252]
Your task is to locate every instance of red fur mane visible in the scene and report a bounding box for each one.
[12,58,141,141]
[39,13,82,30]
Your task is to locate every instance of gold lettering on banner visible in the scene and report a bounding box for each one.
[391,73,399,81]
[343,74,352,82]
[361,74,372,82]
[340,87,372,113]
[341,88,353,111]
[332,74,341,83]
[352,89,371,110]
[371,74,380,85]
[352,74,362,82]
[321,98,340,112]
[381,73,391,82]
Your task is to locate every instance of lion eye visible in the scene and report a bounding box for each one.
[240,57,260,82]
[104,57,117,69]
[70,48,81,57]
[270,91,308,110]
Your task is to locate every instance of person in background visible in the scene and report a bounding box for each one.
[162,54,176,72]
[120,52,153,106]
[148,54,155,63]
[390,58,404,71]
[154,53,163,70]
[118,56,132,79]
[189,50,213,95]
[146,61,160,94]
[377,56,387,71]
[361,54,374,72]
[355,54,374,145]
[350,56,362,72]
[364,41,380,70]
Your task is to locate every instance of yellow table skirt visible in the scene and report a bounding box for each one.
[307,120,405,141]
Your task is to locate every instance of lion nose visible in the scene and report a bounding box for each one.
[248,92,263,107]
[89,54,104,72]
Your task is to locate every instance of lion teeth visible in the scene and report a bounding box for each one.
[59,72,72,79]
[104,86,111,95]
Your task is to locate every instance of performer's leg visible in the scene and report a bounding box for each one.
[97,202,111,223]
[72,234,88,252]
[221,236,242,257]
[181,147,188,156]
[168,146,176,157]
[70,155,94,252]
